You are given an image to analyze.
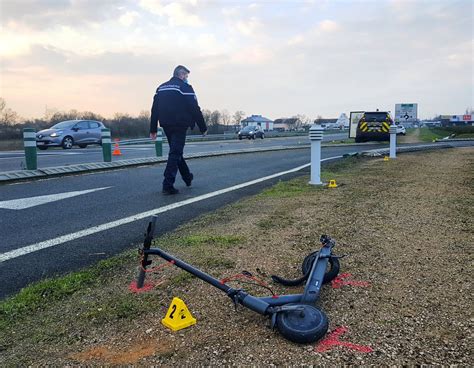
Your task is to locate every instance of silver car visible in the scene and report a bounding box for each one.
[36,120,105,150]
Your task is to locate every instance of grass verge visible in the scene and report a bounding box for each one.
[0,149,472,366]
[418,126,474,142]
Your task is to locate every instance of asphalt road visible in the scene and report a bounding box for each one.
[7,139,470,300]
[0,133,348,172]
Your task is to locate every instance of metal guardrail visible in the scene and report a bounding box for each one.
[116,132,312,146]
[434,137,474,142]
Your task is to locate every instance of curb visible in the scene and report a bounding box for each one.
[0,145,310,184]
[357,143,453,157]
[2,142,470,185]
[434,138,474,142]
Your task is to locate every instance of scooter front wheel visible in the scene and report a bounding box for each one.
[276,304,328,344]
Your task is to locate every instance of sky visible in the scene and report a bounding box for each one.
[0,0,473,121]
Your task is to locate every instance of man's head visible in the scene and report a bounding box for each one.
[173,65,190,81]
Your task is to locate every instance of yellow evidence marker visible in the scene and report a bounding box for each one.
[383,156,390,161]
[162,297,197,331]
[328,179,338,188]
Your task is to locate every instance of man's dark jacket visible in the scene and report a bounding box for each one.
[150,77,207,134]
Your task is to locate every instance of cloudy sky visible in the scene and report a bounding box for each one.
[1,0,472,120]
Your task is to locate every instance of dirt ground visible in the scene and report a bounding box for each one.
[1,147,472,366]
[398,128,420,143]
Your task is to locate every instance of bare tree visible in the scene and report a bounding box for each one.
[201,109,212,126]
[293,114,312,130]
[44,106,59,121]
[233,110,245,126]
[49,110,81,124]
[138,110,150,120]
[0,97,19,125]
[221,109,231,126]
[209,110,221,126]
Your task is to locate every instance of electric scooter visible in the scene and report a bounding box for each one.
[136,215,341,343]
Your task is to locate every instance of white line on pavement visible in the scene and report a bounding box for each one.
[0,187,111,210]
[0,157,341,262]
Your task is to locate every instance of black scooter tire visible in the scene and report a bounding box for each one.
[276,304,328,344]
[302,253,340,284]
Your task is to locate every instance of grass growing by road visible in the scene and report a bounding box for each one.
[418,126,474,142]
[0,148,472,366]
[181,234,243,247]
[0,252,135,330]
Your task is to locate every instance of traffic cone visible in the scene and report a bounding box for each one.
[112,140,122,156]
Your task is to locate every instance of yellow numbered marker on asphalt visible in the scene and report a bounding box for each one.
[162,297,197,331]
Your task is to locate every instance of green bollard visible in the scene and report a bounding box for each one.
[23,128,37,170]
[101,128,112,162]
[155,128,163,157]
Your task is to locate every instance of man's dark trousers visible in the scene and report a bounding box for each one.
[162,126,191,190]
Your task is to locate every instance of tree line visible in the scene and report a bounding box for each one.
[0,98,248,140]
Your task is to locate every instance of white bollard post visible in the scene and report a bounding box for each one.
[309,124,324,185]
[389,125,397,159]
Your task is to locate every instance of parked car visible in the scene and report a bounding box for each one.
[396,125,406,135]
[238,126,265,140]
[36,120,105,150]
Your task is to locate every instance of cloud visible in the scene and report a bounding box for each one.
[235,17,262,37]
[248,3,261,10]
[1,0,127,30]
[2,44,174,77]
[230,46,273,65]
[119,11,140,27]
[286,19,340,46]
[1,0,472,120]
[318,20,340,32]
[139,0,205,27]
[221,6,240,17]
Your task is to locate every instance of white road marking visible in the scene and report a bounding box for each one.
[37,152,84,155]
[0,187,111,210]
[0,157,341,262]
[0,152,84,160]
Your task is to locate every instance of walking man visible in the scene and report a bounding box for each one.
[150,65,207,195]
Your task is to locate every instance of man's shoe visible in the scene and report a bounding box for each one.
[183,173,193,187]
[162,187,179,195]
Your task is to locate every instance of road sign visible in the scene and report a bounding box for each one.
[395,103,418,123]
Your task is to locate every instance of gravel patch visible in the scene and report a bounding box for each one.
[1,148,472,366]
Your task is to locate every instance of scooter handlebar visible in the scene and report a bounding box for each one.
[320,235,335,248]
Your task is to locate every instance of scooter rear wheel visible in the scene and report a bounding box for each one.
[302,252,340,284]
[276,304,328,344]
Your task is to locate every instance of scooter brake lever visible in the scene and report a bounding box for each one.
[227,289,242,311]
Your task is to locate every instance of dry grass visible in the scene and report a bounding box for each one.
[0,148,472,366]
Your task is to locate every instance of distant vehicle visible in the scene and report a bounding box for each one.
[355,111,393,142]
[238,126,265,140]
[36,120,105,150]
[396,125,406,135]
